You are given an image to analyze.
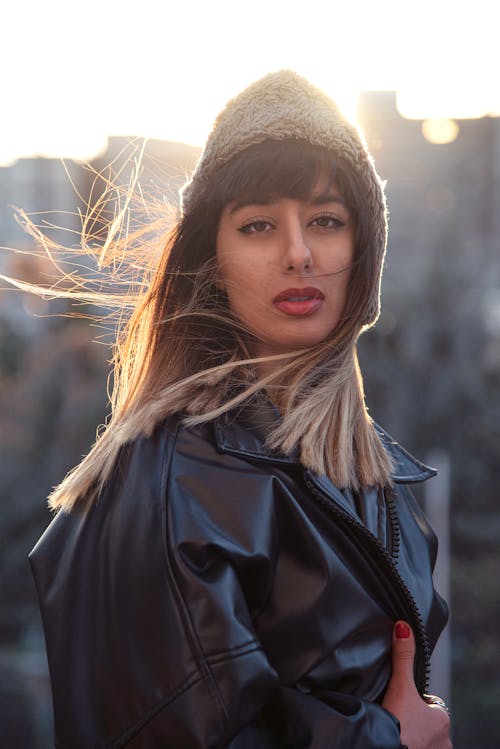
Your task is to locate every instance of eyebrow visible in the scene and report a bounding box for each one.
[229,191,347,215]
[310,191,346,207]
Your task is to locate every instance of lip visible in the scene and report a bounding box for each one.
[273,287,325,317]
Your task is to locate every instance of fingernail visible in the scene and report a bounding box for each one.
[395,622,410,639]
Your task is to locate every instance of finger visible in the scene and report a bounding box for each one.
[424,694,452,718]
[428,703,452,741]
[429,703,451,721]
[389,620,416,689]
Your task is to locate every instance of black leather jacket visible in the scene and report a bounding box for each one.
[30,398,448,748]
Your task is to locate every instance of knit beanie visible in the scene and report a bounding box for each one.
[179,69,388,326]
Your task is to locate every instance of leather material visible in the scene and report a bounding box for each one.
[30,399,448,748]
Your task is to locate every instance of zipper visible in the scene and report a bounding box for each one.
[384,486,401,561]
[304,473,431,695]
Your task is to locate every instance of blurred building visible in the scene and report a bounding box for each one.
[0,140,199,333]
[0,157,92,334]
[357,92,500,294]
[90,135,199,200]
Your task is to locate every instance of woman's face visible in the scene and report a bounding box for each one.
[215,179,354,358]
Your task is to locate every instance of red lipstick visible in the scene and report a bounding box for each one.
[273,287,324,316]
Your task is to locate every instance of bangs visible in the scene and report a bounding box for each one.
[209,139,354,209]
[183,138,370,274]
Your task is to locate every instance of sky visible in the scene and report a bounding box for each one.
[2,0,500,166]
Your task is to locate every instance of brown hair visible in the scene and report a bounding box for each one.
[33,139,392,511]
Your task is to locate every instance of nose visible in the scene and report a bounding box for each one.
[282,217,313,274]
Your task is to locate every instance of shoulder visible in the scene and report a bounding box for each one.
[108,413,248,499]
[164,415,279,545]
[31,412,269,561]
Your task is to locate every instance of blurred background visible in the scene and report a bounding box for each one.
[1,1,499,747]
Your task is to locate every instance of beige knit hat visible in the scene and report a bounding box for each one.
[180,70,387,262]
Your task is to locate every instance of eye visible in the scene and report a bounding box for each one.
[310,214,345,230]
[238,219,274,234]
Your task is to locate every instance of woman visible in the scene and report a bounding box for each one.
[29,70,451,748]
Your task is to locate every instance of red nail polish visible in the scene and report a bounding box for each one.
[396,622,410,639]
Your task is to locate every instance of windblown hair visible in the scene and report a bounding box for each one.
[25,139,393,511]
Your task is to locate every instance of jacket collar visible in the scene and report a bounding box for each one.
[212,392,436,484]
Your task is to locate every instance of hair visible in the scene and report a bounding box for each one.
[27,138,393,511]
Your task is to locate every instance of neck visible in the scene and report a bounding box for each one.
[253,342,311,381]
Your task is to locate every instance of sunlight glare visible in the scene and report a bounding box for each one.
[1,0,499,164]
[422,119,460,145]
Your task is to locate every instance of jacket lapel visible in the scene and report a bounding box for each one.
[212,392,437,517]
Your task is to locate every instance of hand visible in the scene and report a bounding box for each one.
[382,621,452,749]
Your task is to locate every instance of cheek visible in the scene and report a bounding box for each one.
[220,264,271,328]
[217,248,266,296]
[224,274,260,314]
[330,235,354,270]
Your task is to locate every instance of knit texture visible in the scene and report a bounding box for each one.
[179,69,388,326]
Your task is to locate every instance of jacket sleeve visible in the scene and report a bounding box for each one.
[260,687,404,749]
[153,438,405,749]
